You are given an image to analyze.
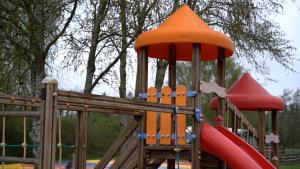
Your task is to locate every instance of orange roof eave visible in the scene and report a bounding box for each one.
[135,29,234,56]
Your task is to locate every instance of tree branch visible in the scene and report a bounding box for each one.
[44,0,78,56]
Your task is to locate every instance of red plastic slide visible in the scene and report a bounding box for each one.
[201,123,276,169]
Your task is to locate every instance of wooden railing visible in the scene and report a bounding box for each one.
[0,80,261,169]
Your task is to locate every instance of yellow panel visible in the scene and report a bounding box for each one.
[160,86,172,145]
[176,85,187,145]
[146,87,157,144]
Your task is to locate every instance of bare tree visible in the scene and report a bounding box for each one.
[0,0,78,160]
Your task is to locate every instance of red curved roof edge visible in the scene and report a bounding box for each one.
[210,73,284,111]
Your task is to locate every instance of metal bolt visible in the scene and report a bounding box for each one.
[21,142,27,148]
[10,96,15,102]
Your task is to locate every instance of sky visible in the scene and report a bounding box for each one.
[247,1,300,96]
[53,1,300,97]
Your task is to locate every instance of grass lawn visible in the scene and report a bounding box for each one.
[281,163,300,169]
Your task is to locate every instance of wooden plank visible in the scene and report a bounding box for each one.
[0,111,40,117]
[149,149,190,160]
[138,47,148,169]
[146,87,158,144]
[58,104,143,115]
[0,92,41,103]
[167,44,176,169]
[258,111,266,156]
[0,98,41,107]
[232,110,237,134]
[271,110,279,168]
[94,120,138,169]
[160,86,172,145]
[75,111,87,169]
[217,47,226,121]
[191,43,201,169]
[40,79,58,169]
[39,101,45,169]
[144,145,191,150]
[0,156,37,163]
[57,95,194,115]
[110,132,138,169]
[119,148,138,169]
[176,85,187,145]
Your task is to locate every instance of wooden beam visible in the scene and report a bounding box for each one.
[0,98,41,107]
[217,47,226,122]
[138,47,148,169]
[57,94,194,115]
[191,43,201,169]
[0,111,40,117]
[75,111,87,169]
[0,156,37,163]
[94,120,138,169]
[118,148,138,169]
[231,110,237,134]
[258,110,266,155]
[271,110,279,168]
[39,78,58,169]
[110,139,138,169]
[217,47,226,169]
[0,93,41,106]
[149,150,190,160]
[167,44,176,169]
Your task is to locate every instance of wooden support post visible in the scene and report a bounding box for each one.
[271,110,279,168]
[191,43,201,169]
[258,110,265,156]
[167,45,176,169]
[138,47,148,169]
[217,47,226,168]
[75,111,87,169]
[232,110,237,134]
[39,78,58,169]
[217,47,226,124]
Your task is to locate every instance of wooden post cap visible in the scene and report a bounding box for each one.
[42,77,58,84]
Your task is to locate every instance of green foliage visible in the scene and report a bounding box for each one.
[0,114,35,158]
[87,113,122,158]
[279,89,300,148]
[281,162,300,169]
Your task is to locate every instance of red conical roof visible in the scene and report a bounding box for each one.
[210,73,284,111]
[135,5,234,61]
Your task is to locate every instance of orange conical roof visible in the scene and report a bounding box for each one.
[210,73,284,111]
[135,5,234,61]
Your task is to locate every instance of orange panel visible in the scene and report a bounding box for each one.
[176,85,187,145]
[160,86,172,145]
[146,87,157,144]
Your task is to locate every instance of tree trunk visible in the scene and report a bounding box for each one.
[29,52,46,167]
[84,0,109,93]
[155,59,168,91]
[134,56,141,98]
[119,0,127,99]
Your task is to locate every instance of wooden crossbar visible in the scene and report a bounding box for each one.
[0,111,40,117]
[0,156,37,163]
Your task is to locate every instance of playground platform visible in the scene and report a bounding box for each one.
[1,160,192,169]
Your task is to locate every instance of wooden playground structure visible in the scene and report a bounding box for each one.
[0,5,282,169]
